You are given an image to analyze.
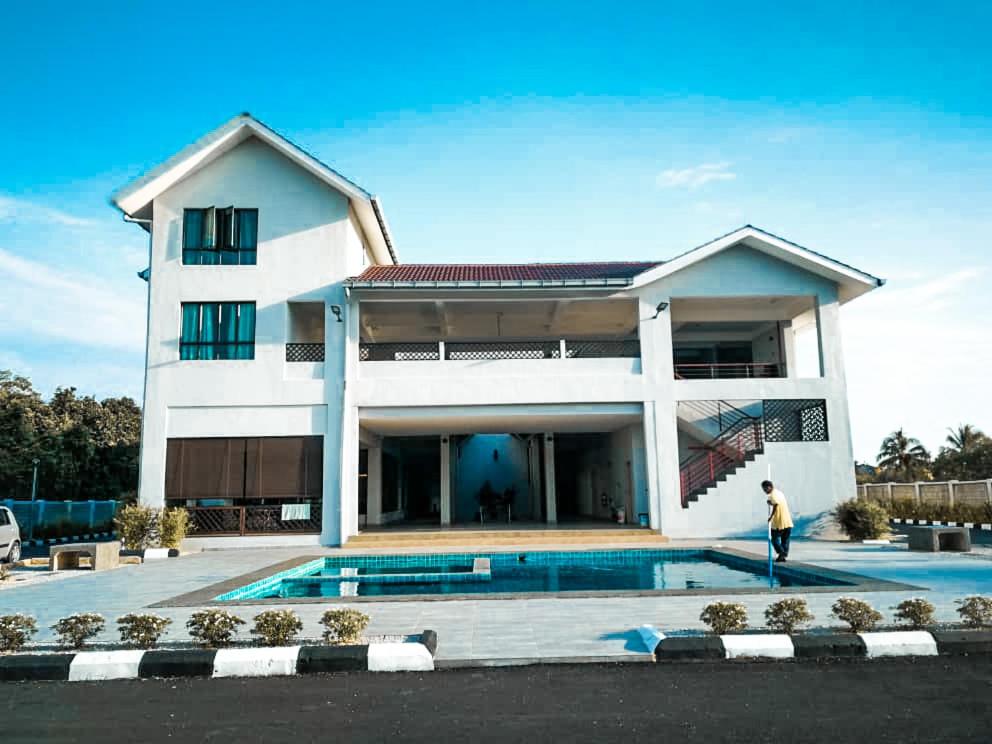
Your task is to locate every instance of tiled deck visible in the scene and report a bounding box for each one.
[1,539,990,664]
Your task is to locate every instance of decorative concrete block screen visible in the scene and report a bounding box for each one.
[762,399,828,442]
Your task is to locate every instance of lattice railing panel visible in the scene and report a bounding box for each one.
[565,339,641,358]
[763,399,829,442]
[445,341,560,360]
[186,507,242,535]
[360,343,440,361]
[286,343,325,362]
[244,506,322,534]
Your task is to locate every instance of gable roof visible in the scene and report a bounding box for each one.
[347,261,661,288]
[110,113,397,264]
[632,225,884,303]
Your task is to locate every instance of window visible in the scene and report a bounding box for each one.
[180,302,256,360]
[182,207,258,265]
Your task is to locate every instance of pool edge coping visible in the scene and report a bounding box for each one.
[152,547,922,608]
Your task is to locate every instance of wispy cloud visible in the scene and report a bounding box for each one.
[0,247,145,351]
[656,162,736,190]
[0,194,97,228]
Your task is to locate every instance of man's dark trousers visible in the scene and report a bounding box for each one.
[771,527,792,558]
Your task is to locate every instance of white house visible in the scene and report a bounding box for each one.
[112,114,883,546]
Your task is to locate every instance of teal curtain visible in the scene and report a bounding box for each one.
[199,303,219,360]
[218,303,239,359]
[201,207,218,265]
[236,303,256,359]
[236,210,258,265]
[180,304,200,360]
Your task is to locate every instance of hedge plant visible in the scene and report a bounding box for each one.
[830,597,882,632]
[187,609,245,648]
[764,598,814,633]
[117,613,172,649]
[956,596,992,628]
[321,609,369,645]
[159,507,191,549]
[252,609,303,647]
[834,499,890,541]
[893,598,936,630]
[699,602,748,634]
[0,614,37,653]
[52,613,106,649]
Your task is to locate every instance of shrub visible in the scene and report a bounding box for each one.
[956,596,992,628]
[893,598,936,629]
[0,563,9,582]
[830,597,882,632]
[764,598,815,633]
[186,609,245,648]
[699,602,748,634]
[117,613,172,649]
[114,504,159,550]
[0,614,37,653]
[252,609,304,647]
[834,499,890,541]
[158,507,191,549]
[52,613,105,649]
[321,608,370,645]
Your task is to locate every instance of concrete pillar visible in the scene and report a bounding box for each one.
[440,436,451,526]
[528,437,542,521]
[367,446,383,526]
[543,433,557,524]
[780,320,797,378]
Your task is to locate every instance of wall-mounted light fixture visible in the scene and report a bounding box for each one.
[651,301,669,319]
[330,305,343,323]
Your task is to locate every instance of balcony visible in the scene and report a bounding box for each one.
[359,338,640,362]
[675,362,783,379]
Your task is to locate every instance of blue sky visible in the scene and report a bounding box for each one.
[1,1,990,461]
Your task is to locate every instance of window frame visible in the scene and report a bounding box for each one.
[182,207,259,266]
[179,301,257,361]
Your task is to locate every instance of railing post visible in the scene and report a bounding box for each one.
[438,341,445,361]
[239,507,246,536]
[947,480,956,508]
[708,452,715,481]
[559,339,567,360]
[913,481,921,505]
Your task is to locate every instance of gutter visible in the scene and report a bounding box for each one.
[344,277,635,290]
[370,197,398,264]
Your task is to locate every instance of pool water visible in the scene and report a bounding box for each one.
[216,550,847,601]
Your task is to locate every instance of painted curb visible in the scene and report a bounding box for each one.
[653,630,963,662]
[0,630,437,682]
[721,634,793,659]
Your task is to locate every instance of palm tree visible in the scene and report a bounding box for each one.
[945,424,988,454]
[876,429,931,481]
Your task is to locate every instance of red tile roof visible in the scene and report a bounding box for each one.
[348,261,661,285]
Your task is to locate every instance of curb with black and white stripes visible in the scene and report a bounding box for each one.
[0,631,438,683]
[638,626,992,661]
[892,518,992,531]
[22,532,118,549]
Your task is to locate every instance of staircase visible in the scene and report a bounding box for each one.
[678,401,764,508]
[344,528,669,549]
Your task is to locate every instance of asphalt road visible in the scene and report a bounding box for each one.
[3,657,991,743]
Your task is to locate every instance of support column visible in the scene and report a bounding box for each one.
[440,436,451,526]
[367,446,383,526]
[543,433,557,524]
[528,437,542,521]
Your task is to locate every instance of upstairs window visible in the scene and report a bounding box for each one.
[180,302,256,360]
[182,207,258,265]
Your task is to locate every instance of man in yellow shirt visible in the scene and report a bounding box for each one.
[762,480,794,562]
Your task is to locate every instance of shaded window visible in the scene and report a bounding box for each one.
[182,207,258,265]
[179,302,255,360]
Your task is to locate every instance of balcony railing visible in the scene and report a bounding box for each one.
[185,505,322,535]
[674,362,783,380]
[358,339,640,362]
[286,343,325,362]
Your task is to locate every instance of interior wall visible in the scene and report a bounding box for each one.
[454,434,531,523]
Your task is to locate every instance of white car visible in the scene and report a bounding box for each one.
[0,507,22,563]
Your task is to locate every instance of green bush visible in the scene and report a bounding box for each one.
[0,563,9,582]
[0,614,37,652]
[893,598,936,629]
[117,613,172,649]
[834,499,890,540]
[187,609,245,648]
[52,613,105,649]
[114,504,159,550]
[158,507,191,549]
[872,497,992,525]
[830,597,882,632]
[321,609,370,645]
[699,602,748,634]
[252,610,304,646]
[764,598,814,633]
[956,596,992,628]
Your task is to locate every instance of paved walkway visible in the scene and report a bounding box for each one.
[1,539,990,663]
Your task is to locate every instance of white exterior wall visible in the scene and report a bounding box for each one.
[138,136,369,546]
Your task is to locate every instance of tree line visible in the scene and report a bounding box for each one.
[858,424,992,483]
[0,370,140,502]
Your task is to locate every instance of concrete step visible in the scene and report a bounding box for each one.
[344,529,668,548]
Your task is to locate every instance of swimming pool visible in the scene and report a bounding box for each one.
[214,549,850,601]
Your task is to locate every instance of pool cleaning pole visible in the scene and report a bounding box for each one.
[767,463,773,586]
